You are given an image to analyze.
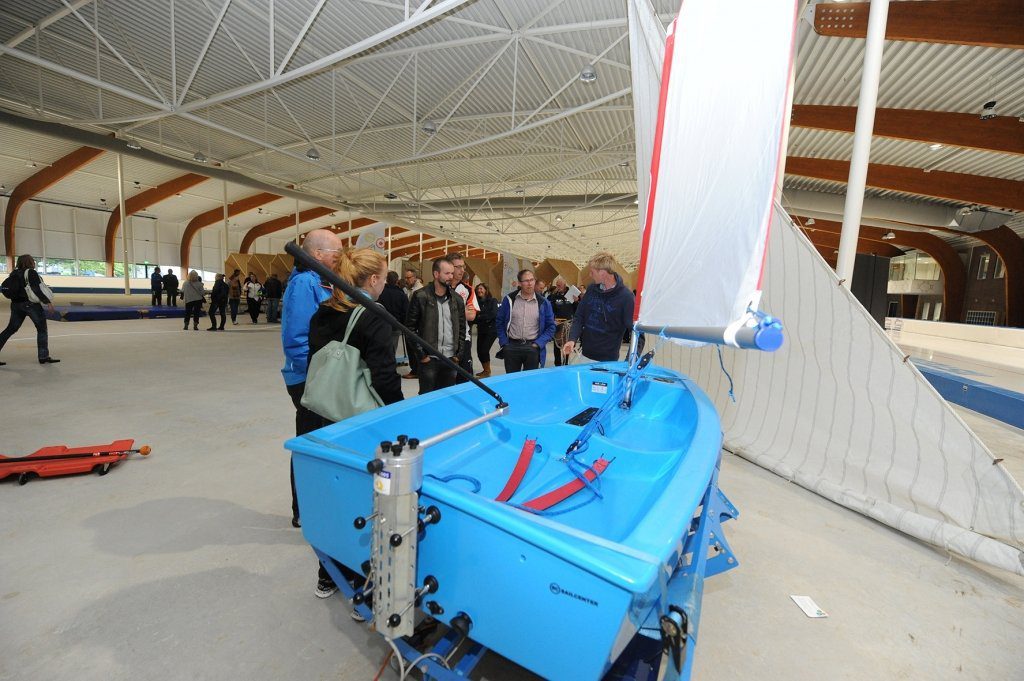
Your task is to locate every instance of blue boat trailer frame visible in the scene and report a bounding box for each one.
[315,461,738,681]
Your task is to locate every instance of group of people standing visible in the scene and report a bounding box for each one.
[148,267,285,330]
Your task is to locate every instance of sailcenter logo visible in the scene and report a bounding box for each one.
[548,583,599,607]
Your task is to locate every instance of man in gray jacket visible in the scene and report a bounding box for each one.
[406,257,465,395]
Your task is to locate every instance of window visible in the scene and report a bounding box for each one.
[965,310,996,326]
[921,302,931,320]
[932,302,942,321]
[994,258,1005,279]
[977,253,990,280]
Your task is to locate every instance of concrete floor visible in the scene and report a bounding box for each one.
[0,315,1022,681]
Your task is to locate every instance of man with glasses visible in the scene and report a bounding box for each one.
[495,268,555,373]
[280,229,346,598]
[446,252,478,383]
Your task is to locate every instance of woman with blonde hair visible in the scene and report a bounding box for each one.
[306,248,403,425]
[181,269,206,331]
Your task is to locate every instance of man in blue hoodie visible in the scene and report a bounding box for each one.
[496,268,556,372]
[562,252,635,362]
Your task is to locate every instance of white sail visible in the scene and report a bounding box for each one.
[635,0,799,338]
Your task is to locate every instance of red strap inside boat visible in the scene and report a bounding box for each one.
[495,438,538,502]
[522,458,611,511]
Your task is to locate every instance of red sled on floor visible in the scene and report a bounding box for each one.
[0,439,151,485]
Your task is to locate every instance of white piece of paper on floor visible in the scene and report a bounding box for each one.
[790,595,828,618]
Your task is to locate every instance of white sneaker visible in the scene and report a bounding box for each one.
[315,579,338,599]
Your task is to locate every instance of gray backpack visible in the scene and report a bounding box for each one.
[301,305,383,423]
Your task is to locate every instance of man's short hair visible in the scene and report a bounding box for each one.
[432,257,449,274]
[587,252,616,274]
[404,268,417,276]
[386,271,399,285]
[445,252,465,265]
[517,268,535,282]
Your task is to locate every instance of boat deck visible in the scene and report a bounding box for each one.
[1,316,1021,681]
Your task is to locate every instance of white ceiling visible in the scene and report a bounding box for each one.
[0,0,1021,267]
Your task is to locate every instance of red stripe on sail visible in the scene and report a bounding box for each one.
[633,17,679,323]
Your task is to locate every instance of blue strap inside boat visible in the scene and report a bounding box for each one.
[425,473,482,493]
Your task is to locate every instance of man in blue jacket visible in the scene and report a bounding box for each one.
[150,267,162,306]
[562,252,635,362]
[496,268,556,373]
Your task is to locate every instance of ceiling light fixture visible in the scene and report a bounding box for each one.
[384,192,398,200]
[805,218,815,225]
[305,147,320,161]
[579,64,598,84]
[26,161,37,168]
[928,143,943,151]
[555,215,563,222]
[618,160,629,167]
[125,138,142,150]
[882,231,896,240]
[193,151,208,163]
[421,120,438,135]
[513,185,524,195]
[980,100,997,120]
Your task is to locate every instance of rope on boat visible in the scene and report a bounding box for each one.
[425,473,481,493]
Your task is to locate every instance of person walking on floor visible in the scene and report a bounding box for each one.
[377,271,408,361]
[162,269,179,307]
[150,267,162,306]
[280,229,343,597]
[0,254,60,365]
[208,273,228,330]
[548,276,577,367]
[562,252,635,362]
[406,257,465,395]
[474,283,498,377]
[244,274,262,324]
[495,268,556,374]
[182,270,206,330]
[228,269,242,324]
[263,273,283,323]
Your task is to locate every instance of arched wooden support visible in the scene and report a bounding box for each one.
[800,228,905,259]
[4,145,105,268]
[792,215,967,322]
[786,156,1024,212]
[104,173,208,274]
[791,106,1024,156]
[241,213,380,253]
[392,238,448,259]
[814,0,1023,49]
[971,225,1024,327]
[180,192,279,272]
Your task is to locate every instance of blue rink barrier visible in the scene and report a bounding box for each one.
[915,364,1024,430]
[52,305,187,322]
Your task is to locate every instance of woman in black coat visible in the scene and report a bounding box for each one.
[474,283,498,377]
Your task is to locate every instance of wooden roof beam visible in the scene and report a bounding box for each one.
[104,173,208,274]
[4,145,105,269]
[240,207,334,253]
[180,192,280,273]
[785,156,1024,212]
[814,0,1024,49]
[800,227,905,259]
[792,105,1024,156]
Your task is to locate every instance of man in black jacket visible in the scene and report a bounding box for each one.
[378,271,409,360]
[263,273,283,323]
[207,273,229,330]
[162,269,179,307]
[406,257,465,395]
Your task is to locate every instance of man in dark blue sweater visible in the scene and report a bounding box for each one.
[562,252,635,362]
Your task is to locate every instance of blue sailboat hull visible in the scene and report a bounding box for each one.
[288,361,726,680]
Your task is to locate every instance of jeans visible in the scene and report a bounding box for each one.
[502,341,540,374]
[454,338,473,384]
[417,357,457,395]
[165,289,178,306]
[266,298,280,323]
[476,329,496,364]
[0,301,49,360]
[229,298,240,322]
[209,300,226,328]
[247,298,260,323]
[184,301,202,328]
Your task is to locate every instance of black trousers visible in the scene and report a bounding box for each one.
[229,298,240,322]
[151,289,162,306]
[454,337,473,384]
[247,298,260,323]
[0,301,49,360]
[418,357,457,395]
[405,334,421,370]
[165,289,178,306]
[476,329,496,364]
[209,300,226,328]
[184,301,202,328]
[503,341,540,374]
